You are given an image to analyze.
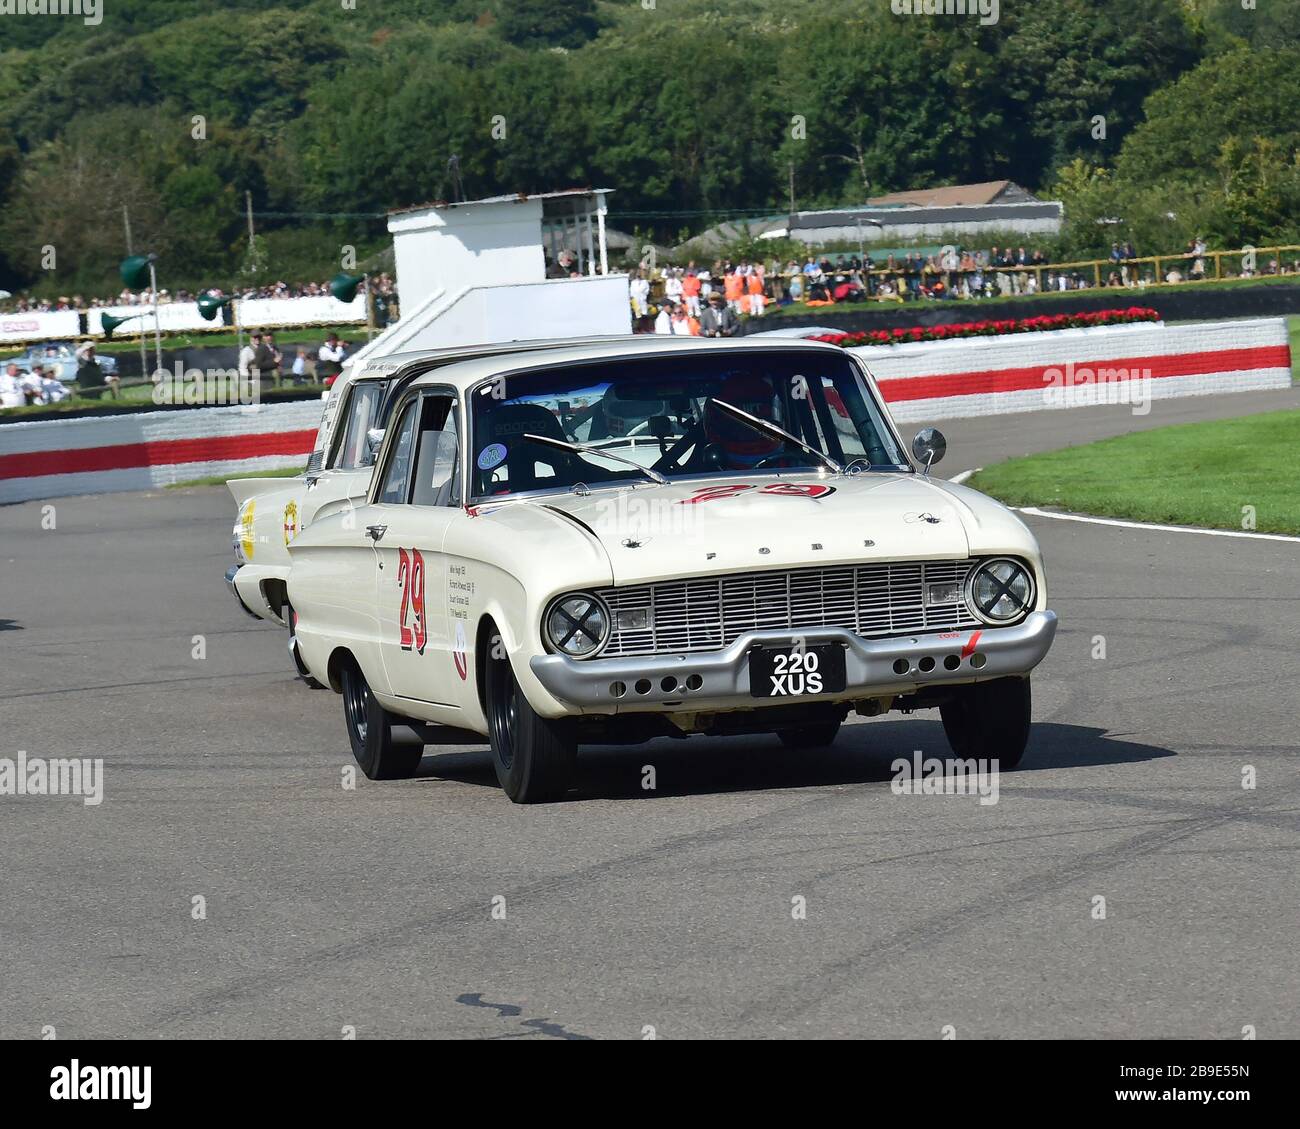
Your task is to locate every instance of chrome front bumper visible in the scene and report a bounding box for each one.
[225,564,262,621]
[529,611,1058,713]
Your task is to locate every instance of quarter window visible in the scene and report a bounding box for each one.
[332,381,388,470]
[410,396,460,507]
[376,401,419,504]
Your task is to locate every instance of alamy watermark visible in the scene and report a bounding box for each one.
[152,364,260,409]
[50,1061,150,1110]
[891,749,1000,805]
[0,750,104,807]
[0,0,102,27]
[890,0,999,27]
[1042,362,1152,416]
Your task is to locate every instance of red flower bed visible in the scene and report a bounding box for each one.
[810,307,1161,348]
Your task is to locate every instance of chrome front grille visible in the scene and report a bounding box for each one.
[597,561,979,658]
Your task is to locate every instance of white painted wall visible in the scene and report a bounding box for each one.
[799,217,1062,246]
[386,275,631,356]
[390,199,548,311]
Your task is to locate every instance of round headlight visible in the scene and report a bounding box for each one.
[967,558,1034,624]
[544,593,610,658]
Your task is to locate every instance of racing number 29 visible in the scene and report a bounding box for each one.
[396,547,428,654]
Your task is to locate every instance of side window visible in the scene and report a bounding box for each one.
[376,401,419,504]
[332,381,388,470]
[410,396,460,507]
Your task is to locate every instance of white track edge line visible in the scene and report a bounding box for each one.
[1015,506,1300,543]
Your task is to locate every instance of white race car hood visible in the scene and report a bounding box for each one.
[529,473,981,585]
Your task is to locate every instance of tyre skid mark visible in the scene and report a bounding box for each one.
[737,804,1249,1028]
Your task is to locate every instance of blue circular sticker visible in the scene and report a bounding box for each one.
[476,443,507,471]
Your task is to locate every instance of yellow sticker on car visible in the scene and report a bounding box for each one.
[283,500,300,546]
[240,500,256,560]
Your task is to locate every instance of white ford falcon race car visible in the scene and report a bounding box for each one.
[233,337,1057,804]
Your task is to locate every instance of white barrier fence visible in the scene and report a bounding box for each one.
[854,317,1292,422]
[1,317,1290,505]
[1,311,82,343]
[1,295,369,345]
[0,399,321,505]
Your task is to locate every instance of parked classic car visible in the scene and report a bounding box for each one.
[276,337,1057,803]
[4,340,119,385]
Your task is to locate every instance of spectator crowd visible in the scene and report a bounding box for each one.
[0,341,109,407]
[628,240,1300,333]
[1,327,355,411]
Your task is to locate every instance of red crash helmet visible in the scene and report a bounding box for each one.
[704,373,783,468]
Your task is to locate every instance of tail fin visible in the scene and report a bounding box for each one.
[227,476,302,505]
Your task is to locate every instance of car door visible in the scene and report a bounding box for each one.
[365,390,463,706]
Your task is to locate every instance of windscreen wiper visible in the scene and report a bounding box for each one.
[523,432,670,486]
[707,398,844,475]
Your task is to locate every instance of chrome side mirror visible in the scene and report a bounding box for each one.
[911,428,947,475]
[363,428,385,466]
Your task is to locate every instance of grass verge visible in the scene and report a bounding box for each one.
[167,467,304,490]
[967,409,1300,535]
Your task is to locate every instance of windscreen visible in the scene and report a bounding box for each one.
[469,349,906,499]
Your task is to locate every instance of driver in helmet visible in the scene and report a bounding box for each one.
[703,372,785,470]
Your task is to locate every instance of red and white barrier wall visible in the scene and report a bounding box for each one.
[1,317,1292,503]
[0,400,321,504]
[853,317,1292,423]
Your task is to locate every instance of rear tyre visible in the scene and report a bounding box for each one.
[340,660,423,780]
[777,721,842,748]
[286,603,324,688]
[939,676,1031,769]
[485,644,576,804]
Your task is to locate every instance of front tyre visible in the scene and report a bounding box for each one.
[341,660,423,780]
[939,676,1032,770]
[485,645,576,804]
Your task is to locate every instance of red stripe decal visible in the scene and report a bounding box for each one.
[876,345,1291,403]
[0,429,316,480]
[961,631,983,659]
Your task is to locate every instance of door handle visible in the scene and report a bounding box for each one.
[365,524,387,542]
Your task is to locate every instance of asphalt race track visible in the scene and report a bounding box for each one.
[2,391,1297,1040]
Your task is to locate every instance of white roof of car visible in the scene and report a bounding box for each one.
[749,326,847,338]
[402,335,848,394]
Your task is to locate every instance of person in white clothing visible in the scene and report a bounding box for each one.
[19,366,46,404]
[0,363,24,408]
[629,273,651,318]
[653,303,675,334]
[237,337,257,380]
[663,269,683,305]
[317,333,348,378]
[37,368,71,403]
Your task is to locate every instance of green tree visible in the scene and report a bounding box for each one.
[496,0,601,49]
[579,23,782,223]
[1115,47,1300,187]
[999,0,1203,181]
[773,14,974,206]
